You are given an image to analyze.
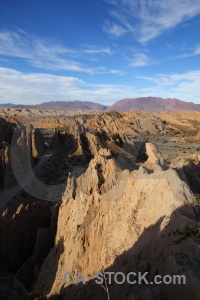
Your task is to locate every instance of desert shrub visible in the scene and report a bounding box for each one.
[143,136,149,143]
[173,225,200,244]
[184,157,194,163]
[194,193,200,204]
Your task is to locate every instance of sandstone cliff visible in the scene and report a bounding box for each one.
[0,119,45,189]
[33,144,200,300]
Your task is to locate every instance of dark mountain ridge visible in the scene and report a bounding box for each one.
[1,97,200,112]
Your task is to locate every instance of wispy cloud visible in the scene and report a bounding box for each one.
[0,67,134,104]
[176,45,200,58]
[128,53,150,67]
[83,45,114,55]
[104,0,200,43]
[139,70,200,101]
[103,21,127,37]
[0,30,118,74]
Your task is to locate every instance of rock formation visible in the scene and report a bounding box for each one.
[0,202,52,275]
[0,273,28,300]
[0,119,45,189]
[0,111,200,300]
[33,142,200,300]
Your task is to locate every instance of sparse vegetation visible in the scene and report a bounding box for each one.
[174,225,200,244]
[194,193,200,204]
[143,136,149,143]
[99,264,111,300]
[184,157,194,164]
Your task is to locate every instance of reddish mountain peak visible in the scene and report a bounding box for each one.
[106,97,200,112]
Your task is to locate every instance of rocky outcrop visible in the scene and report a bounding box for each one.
[0,202,51,274]
[170,154,200,194]
[33,145,200,299]
[1,109,200,299]
[15,203,60,290]
[31,128,45,159]
[0,118,14,144]
[144,142,166,170]
[0,120,45,189]
[0,273,28,300]
[0,142,16,187]
[0,119,15,188]
[16,125,45,161]
[28,291,47,300]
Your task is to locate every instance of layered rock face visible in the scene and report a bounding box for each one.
[0,202,52,275]
[0,118,14,188]
[1,111,200,300]
[33,144,200,300]
[0,119,45,189]
[0,202,57,299]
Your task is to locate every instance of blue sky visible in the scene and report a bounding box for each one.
[0,0,200,105]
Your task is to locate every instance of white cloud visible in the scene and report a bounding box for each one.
[0,67,84,104]
[1,67,199,105]
[194,47,200,55]
[176,45,200,58]
[0,67,134,104]
[103,21,127,37]
[104,0,200,43]
[0,31,117,74]
[139,70,200,101]
[129,53,150,67]
[83,46,114,55]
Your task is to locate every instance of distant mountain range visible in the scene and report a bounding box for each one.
[0,103,17,107]
[38,100,108,111]
[1,97,200,112]
[107,97,200,112]
[1,100,108,111]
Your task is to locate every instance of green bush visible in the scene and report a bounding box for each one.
[194,193,200,204]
